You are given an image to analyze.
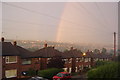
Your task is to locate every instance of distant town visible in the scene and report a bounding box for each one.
[5,39,115,53]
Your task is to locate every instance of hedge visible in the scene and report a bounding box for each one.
[27,68,36,76]
[38,68,64,79]
[94,61,113,68]
[87,62,120,79]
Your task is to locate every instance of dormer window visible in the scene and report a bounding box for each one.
[5,56,17,64]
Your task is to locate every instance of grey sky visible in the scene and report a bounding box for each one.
[2,2,118,45]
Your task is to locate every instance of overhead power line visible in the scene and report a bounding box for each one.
[76,3,108,29]
[3,2,113,35]
[73,3,116,35]
[94,2,108,27]
[3,19,57,27]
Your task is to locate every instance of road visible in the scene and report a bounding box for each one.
[72,74,87,80]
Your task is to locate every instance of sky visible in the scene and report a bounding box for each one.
[2,2,118,45]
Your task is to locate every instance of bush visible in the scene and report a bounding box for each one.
[87,62,120,79]
[38,68,64,79]
[71,72,79,76]
[95,61,113,68]
[27,68,37,76]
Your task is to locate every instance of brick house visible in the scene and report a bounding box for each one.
[30,44,62,70]
[62,47,83,73]
[1,38,40,79]
[62,48,112,73]
[32,46,109,73]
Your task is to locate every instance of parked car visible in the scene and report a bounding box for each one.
[53,72,71,80]
[28,76,48,80]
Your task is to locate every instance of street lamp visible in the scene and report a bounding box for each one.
[83,53,86,56]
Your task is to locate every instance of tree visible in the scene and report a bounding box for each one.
[109,49,114,55]
[47,56,65,68]
[101,48,107,54]
[64,49,69,52]
[94,49,100,54]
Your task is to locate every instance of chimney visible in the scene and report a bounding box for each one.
[44,43,47,48]
[52,46,55,49]
[70,47,73,50]
[1,37,4,42]
[87,50,90,53]
[13,41,17,46]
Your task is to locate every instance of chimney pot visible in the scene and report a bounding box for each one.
[53,46,55,49]
[87,50,90,52]
[44,43,47,48]
[13,41,17,46]
[1,37,4,42]
[70,47,73,50]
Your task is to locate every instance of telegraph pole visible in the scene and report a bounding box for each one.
[114,32,116,57]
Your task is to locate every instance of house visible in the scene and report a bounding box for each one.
[1,38,40,79]
[2,38,20,79]
[30,44,62,70]
[62,48,112,73]
[62,47,83,73]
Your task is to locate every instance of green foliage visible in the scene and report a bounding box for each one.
[101,48,107,54]
[94,49,100,54]
[27,47,39,52]
[87,62,120,79]
[95,61,113,68]
[27,68,36,76]
[38,68,64,79]
[64,49,69,52]
[71,72,79,76]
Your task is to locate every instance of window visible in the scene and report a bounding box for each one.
[99,59,103,61]
[76,58,79,62]
[22,59,31,65]
[64,59,68,64]
[5,56,17,64]
[88,58,91,62]
[79,65,82,70]
[69,68,72,73]
[86,65,89,67]
[94,58,98,62]
[5,69,17,78]
[89,65,91,68]
[82,57,84,62]
[79,58,83,62]
[106,58,109,61]
[75,67,78,72]
[47,58,51,64]
[69,58,72,63]
[85,58,89,62]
